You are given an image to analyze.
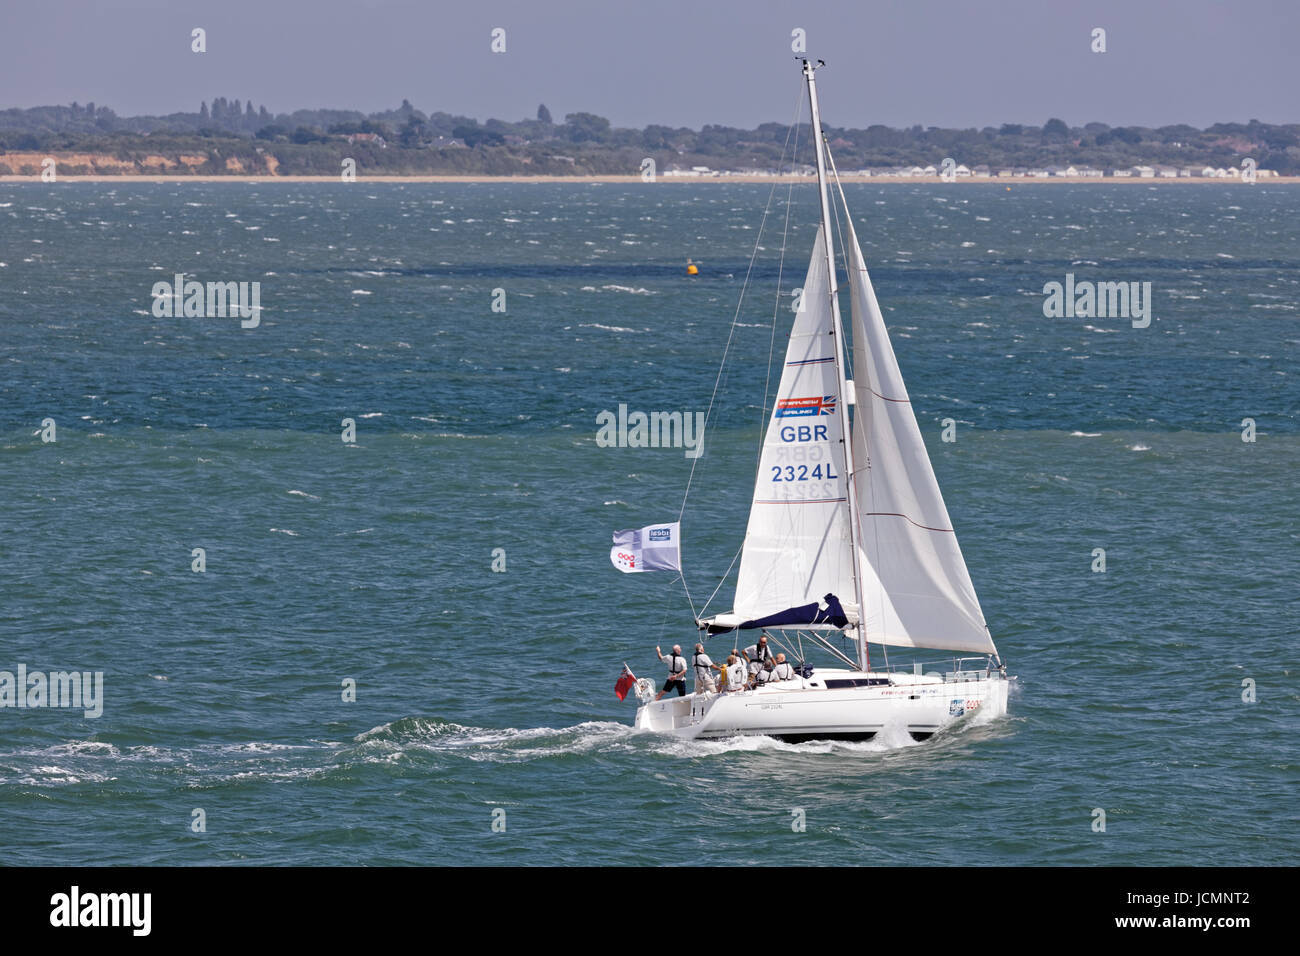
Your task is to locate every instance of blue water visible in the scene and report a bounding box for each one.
[0,182,1296,864]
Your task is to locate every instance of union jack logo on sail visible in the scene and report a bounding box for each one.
[775,396,836,417]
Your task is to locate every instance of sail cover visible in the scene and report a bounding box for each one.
[844,223,996,654]
[703,594,849,635]
[709,228,858,632]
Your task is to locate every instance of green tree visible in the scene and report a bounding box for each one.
[563,112,610,144]
[1042,118,1069,139]
[400,116,428,147]
[290,126,325,144]
[452,123,503,148]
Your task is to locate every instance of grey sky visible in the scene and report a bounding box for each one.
[2,0,1296,129]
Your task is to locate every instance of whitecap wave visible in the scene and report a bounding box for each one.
[579,323,644,333]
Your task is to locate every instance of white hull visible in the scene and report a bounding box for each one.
[634,668,1008,742]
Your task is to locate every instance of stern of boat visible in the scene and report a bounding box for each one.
[634,693,705,737]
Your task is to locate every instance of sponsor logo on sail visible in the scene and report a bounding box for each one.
[775,396,836,417]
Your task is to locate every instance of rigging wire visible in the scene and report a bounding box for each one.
[758,125,802,473]
[699,543,742,616]
[676,570,698,625]
[678,81,806,523]
[679,79,808,628]
[697,97,806,623]
[824,142,854,381]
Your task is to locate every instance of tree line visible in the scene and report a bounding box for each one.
[1,99,1295,174]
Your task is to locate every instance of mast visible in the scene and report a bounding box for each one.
[803,59,869,672]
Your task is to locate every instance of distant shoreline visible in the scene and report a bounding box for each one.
[2,174,1297,185]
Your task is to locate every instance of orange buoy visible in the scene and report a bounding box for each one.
[686,258,698,276]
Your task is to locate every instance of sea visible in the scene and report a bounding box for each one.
[0,181,1295,866]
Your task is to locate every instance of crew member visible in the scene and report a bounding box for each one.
[742,633,774,677]
[655,644,688,700]
[771,653,795,682]
[752,658,777,688]
[691,643,718,694]
[723,654,747,693]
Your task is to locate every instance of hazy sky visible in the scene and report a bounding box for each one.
[2,0,1296,129]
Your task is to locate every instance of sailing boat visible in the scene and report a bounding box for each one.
[632,60,1011,741]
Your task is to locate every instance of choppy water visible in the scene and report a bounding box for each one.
[0,182,1296,865]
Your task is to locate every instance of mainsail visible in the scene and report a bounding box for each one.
[844,220,995,654]
[703,228,858,634]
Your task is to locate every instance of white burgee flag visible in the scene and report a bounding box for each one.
[610,522,681,573]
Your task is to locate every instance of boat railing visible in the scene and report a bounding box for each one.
[871,656,1000,680]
